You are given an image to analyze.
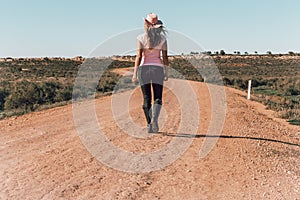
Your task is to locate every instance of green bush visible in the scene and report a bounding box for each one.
[4,81,41,111]
[286,87,300,96]
[233,78,247,89]
[222,77,233,86]
[3,80,74,112]
[0,89,9,111]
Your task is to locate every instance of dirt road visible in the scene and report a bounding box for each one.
[1,79,299,199]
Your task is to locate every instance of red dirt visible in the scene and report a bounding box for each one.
[0,79,299,199]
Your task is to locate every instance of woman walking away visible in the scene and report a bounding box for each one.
[132,13,169,133]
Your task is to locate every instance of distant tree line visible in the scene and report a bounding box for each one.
[188,50,300,56]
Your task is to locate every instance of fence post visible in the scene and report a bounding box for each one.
[247,80,252,100]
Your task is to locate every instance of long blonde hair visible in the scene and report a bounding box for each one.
[145,25,167,49]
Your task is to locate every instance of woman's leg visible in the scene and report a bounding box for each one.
[138,66,152,125]
[151,66,164,132]
[140,83,152,124]
[151,66,164,104]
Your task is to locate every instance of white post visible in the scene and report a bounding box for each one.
[247,80,252,100]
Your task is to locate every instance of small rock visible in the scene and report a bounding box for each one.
[277,182,281,186]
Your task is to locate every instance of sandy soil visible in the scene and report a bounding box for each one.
[0,78,299,200]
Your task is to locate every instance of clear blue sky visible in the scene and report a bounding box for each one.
[1,0,300,57]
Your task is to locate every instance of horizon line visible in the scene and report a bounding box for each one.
[1,52,300,59]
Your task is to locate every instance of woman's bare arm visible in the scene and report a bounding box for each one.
[162,40,169,81]
[132,41,143,82]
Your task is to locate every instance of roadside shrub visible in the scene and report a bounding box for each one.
[286,87,300,96]
[3,80,74,112]
[4,81,41,111]
[0,89,9,111]
[40,82,61,104]
[233,78,247,89]
[223,77,233,86]
[55,85,73,102]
